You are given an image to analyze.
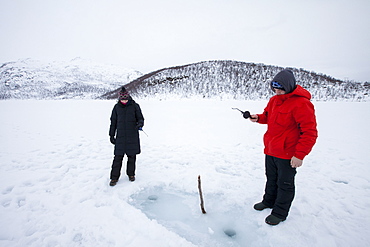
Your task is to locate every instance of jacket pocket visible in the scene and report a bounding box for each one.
[275,111,293,128]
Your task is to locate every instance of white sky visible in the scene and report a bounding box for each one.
[0,0,369,82]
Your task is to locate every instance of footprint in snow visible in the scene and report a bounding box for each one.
[333,180,349,184]
[1,198,12,207]
[2,186,14,195]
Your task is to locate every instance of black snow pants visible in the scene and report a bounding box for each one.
[262,155,297,220]
[110,155,136,180]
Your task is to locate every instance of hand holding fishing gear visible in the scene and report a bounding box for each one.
[137,124,148,137]
[232,108,256,119]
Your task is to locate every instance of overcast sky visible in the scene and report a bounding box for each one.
[0,0,369,82]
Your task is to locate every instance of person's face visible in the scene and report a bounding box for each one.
[274,88,286,95]
[120,99,128,104]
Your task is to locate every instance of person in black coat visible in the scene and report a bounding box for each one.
[109,87,144,186]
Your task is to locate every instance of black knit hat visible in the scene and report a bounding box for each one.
[118,86,130,100]
[271,69,296,94]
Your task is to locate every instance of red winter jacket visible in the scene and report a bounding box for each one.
[257,85,318,160]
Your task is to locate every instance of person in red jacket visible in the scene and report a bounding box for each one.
[249,69,318,225]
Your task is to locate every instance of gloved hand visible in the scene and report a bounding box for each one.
[110,136,116,144]
[138,127,143,131]
[137,124,143,130]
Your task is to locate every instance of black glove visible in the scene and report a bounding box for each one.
[137,124,143,130]
[110,136,116,144]
[243,111,251,119]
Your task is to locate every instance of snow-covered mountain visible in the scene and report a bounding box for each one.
[0,58,142,99]
[2,59,368,101]
[103,60,369,101]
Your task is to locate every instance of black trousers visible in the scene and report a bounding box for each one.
[262,155,297,220]
[110,155,136,180]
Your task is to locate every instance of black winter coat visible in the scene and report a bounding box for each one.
[109,100,144,156]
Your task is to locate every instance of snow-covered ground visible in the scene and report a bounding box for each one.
[0,99,369,247]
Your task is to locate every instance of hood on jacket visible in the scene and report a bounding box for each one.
[291,85,312,100]
[271,69,296,94]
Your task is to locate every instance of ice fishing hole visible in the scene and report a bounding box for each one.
[130,186,256,246]
[224,228,236,238]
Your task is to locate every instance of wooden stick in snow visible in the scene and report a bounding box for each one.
[198,175,206,214]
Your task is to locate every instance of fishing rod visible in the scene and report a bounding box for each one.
[139,128,149,137]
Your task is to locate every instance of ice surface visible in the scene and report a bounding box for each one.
[0,99,369,247]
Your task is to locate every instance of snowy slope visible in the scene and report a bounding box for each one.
[0,58,142,99]
[106,61,370,101]
[0,99,369,247]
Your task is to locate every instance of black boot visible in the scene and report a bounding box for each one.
[253,202,272,211]
[109,180,118,186]
[265,214,285,225]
